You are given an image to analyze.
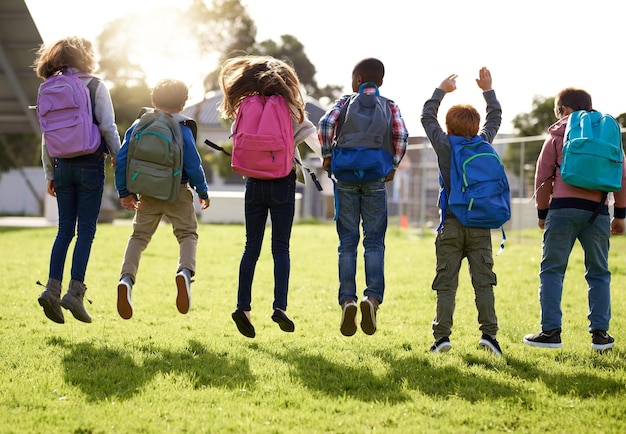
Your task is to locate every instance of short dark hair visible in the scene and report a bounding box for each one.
[151,79,188,110]
[353,58,385,85]
[556,87,592,112]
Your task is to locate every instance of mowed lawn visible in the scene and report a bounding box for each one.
[1,221,625,433]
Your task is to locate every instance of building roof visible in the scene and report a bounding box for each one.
[183,90,327,127]
[0,0,42,135]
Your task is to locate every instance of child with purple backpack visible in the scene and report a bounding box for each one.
[35,36,121,324]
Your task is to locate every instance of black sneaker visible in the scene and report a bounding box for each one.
[430,336,452,353]
[479,334,503,357]
[523,328,562,348]
[591,330,614,352]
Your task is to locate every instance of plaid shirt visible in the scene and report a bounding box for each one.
[317,88,409,167]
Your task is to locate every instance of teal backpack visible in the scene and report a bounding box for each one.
[562,110,623,192]
[126,109,185,202]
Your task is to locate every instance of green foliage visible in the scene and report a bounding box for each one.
[504,95,556,174]
[2,224,626,433]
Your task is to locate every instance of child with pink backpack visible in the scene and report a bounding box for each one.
[217,55,322,338]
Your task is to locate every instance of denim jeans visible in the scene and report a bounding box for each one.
[237,171,296,312]
[335,180,387,305]
[49,154,105,282]
[540,208,611,332]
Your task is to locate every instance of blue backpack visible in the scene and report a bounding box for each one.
[562,110,623,192]
[440,135,511,230]
[331,82,394,182]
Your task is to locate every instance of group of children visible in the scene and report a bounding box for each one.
[35,36,623,356]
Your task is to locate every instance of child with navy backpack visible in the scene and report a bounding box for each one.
[35,37,121,324]
[218,55,322,338]
[524,87,626,352]
[421,67,504,356]
[318,58,408,337]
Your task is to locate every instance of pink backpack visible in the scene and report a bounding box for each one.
[231,95,294,179]
[36,68,101,158]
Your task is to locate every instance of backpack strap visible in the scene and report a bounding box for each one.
[86,78,100,125]
[180,119,197,142]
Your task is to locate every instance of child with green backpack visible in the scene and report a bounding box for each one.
[114,79,210,320]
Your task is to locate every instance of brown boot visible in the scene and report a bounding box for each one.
[37,278,64,324]
[60,280,92,323]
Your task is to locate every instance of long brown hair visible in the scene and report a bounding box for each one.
[218,55,305,123]
[33,36,96,79]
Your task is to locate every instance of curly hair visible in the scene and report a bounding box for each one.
[218,55,305,123]
[33,36,96,79]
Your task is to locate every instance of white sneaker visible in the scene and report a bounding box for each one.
[117,275,133,320]
[175,268,192,314]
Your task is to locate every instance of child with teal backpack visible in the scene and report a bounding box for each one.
[524,87,626,352]
[421,67,504,357]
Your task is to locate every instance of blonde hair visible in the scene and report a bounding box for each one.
[33,36,96,79]
[218,55,305,123]
[446,104,481,137]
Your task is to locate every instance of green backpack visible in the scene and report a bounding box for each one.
[126,109,184,202]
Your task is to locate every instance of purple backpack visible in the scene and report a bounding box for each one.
[36,68,101,158]
[231,95,294,179]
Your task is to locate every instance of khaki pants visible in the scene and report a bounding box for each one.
[431,217,498,339]
[120,184,199,282]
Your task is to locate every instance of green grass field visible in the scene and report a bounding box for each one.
[1,222,625,433]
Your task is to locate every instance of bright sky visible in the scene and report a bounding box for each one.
[25,0,626,136]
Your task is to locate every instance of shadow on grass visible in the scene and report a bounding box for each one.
[259,345,520,403]
[495,350,626,398]
[48,337,254,402]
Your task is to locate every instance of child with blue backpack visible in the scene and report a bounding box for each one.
[218,55,322,338]
[318,58,408,337]
[421,67,504,356]
[115,79,210,320]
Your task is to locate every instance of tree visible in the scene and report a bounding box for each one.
[504,95,555,174]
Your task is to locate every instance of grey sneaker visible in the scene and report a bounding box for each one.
[523,328,562,348]
[117,275,133,320]
[340,300,358,336]
[591,330,614,352]
[37,278,64,324]
[175,268,192,314]
[430,336,452,353]
[479,334,503,357]
[60,280,92,323]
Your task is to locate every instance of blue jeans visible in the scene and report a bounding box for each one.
[49,154,105,282]
[335,180,387,305]
[539,208,611,332]
[237,171,296,312]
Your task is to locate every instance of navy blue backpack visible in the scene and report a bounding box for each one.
[440,135,511,231]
